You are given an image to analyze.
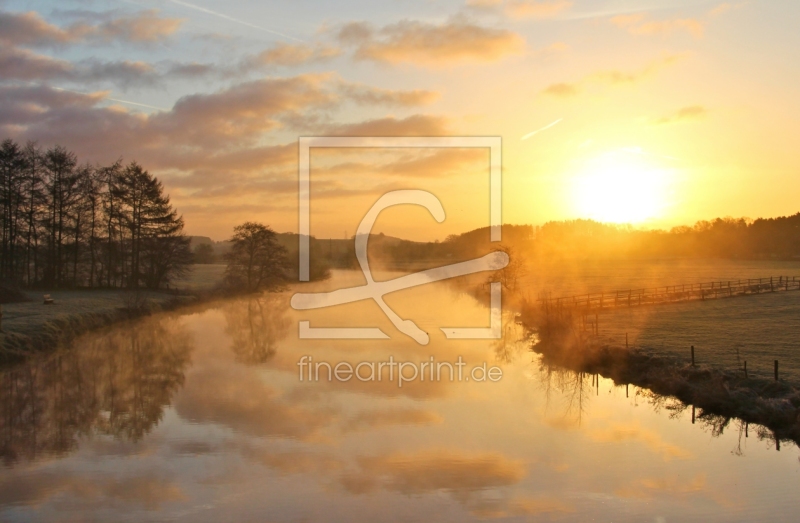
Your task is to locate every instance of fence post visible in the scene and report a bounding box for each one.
[691,345,695,367]
[775,360,779,381]
[744,360,748,379]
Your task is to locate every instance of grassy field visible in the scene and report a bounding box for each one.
[0,265,226,344]
[599,291,800,385]
[173,263,226,291]
[519,258,800,386]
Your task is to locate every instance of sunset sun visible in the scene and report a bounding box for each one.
[571,149,671,224]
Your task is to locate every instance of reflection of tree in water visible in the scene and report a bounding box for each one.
[534,362,789,456]
[492,317,529,365]
[0,317,192,465]
[535,363,592,425]
[223,295,290,365]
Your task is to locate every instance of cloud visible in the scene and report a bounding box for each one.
[78,59,158,87]
[470,495,575,518]
[147,74,337,148]
[0,46,211,89]
[242,42,341,68]
[0,470,185,509]
[541,55,682,97]
[541,82,579,97]
[589,422,692,460]
[315,148,486,180]
[0,77,453,235]
[327,114,450,136]
[0,11,75,47]
[0,77,450,177]
[338,83,440,106]
[0,46,73,81]
[173,364,336,439]
[611,13,705,38]
[336,19,525,66]
[653,105,707,125]
[343,449,526,496]
[242,447,343,475]
[343,408,443,431]
[0,75,336,157]
[466,0,572,19]
[615,474,707,500]
[89,9,184,43]
[0,9,183,48]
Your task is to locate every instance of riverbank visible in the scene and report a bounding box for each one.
[520,304,800,448]
[0,289,202,363]
[0,264,228,363]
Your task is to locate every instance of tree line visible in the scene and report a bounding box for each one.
[529,216,800,261]
[323,216,800,267]
[0,138,190,290]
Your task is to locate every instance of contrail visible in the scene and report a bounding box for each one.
[106,97,169,111]
[52,86,169,111]
[521,118,562,140]
[167,0,303,42]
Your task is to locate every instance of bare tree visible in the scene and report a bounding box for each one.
[224,222,288,292]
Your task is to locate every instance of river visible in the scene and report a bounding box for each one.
[1,269,799,522]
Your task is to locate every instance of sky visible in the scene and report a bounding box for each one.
[2,0,800,241]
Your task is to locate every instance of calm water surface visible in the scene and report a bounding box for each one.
[1,269,799,522]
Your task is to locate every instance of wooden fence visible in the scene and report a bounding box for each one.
[539,276,800,312]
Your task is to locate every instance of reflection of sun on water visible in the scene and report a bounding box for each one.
[572,149,672,224]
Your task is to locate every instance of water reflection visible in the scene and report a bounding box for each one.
[0,271,798,522]
[222,295,291,365]
[0,317,192,464]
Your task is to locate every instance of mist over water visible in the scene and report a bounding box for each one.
[1,266,799,521]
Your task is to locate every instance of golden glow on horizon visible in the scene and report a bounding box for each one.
[571,149,671,224]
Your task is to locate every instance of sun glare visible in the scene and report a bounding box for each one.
[571,149,671,224]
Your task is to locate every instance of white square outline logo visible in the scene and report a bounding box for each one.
[292,136,505,345]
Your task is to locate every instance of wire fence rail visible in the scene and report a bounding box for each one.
[538,276,800,312]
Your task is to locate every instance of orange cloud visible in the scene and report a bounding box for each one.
[343,407,443,431]
[0,470,186,509]
[173,363,336,439]
[327,114,450,136]
[0,11,76,47]
[313,148,486,179]
[347,449,526,495]
[471,495,575,518]
[338,83,440,106]
[615,474,707,500]
[89,9,184,43]
[589,421,692,460]
[338,19,525,66]
[0,9,183,47]
[541,55,682,97]
[0,75,454,239]
[245,42,341,67]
